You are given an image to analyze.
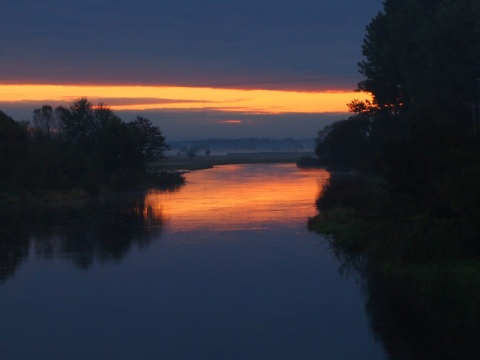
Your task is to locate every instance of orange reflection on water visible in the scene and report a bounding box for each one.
[143,164,330,232]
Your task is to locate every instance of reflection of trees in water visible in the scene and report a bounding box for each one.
[326,244,480,360]
[0,222,30,283]
[0,193,164,283]
[364,272,480,360]
[364,273,444,360]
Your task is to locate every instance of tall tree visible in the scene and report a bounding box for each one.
[348,0,480,200]
[57,98,96,146]
[356,0,480,123]
[32,105,59,136]
[128,116,169,163]
[0,111,29,189]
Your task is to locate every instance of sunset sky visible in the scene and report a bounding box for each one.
[0,0,382,140]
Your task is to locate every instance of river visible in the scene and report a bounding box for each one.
[0,164,386,359]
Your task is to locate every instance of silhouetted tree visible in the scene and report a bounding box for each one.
[32,105,59,136]
[315,116,371,171]
[0,111,29,189]
[353,0,480,120]
[57,98,97,146]
[334,0,480,199]
[128,116,169,163]
[1,99,177,195]
[314,0,480,260]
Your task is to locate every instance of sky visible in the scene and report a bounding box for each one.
[0,0,383,140]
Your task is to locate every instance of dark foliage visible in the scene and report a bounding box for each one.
[0,99,177,197]
[296,156,322,168]
[0,111,29,190]
[128,116,169,162]
[315,116,371,171]
[311,3,480,355]
[315,0,480,241]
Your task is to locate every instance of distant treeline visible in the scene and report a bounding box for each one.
[0,98,182,199]
[170,138,314,155]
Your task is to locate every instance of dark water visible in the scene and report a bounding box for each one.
[0,164,386,359]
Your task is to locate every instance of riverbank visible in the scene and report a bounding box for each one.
[308,174,480,356]
[1,152,314,205]
[0,170,186,206]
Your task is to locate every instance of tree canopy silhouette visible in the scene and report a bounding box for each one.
[314,0,480,260]
[311,5,480,353]
[317,0,480,200]
[0,99,175,195]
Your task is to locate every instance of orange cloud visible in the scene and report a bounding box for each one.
[0,84,370,114]
[217,120,242,124]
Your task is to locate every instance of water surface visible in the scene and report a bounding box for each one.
[0,164,386,359]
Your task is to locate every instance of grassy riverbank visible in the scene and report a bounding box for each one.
[308,174,480,352]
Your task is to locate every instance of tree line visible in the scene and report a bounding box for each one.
[0,98,175,197]
[310,0,480,348]
[314,0,480,253]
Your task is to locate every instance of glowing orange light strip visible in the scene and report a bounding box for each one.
[0,84,370,113]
